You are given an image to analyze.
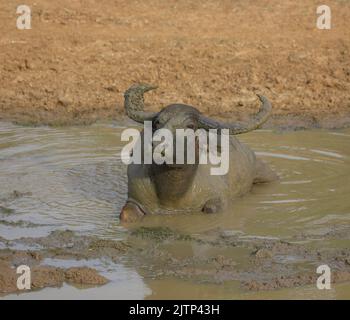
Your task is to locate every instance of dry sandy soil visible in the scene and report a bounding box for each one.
[0,0,349,127]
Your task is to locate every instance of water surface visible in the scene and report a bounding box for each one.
[0,122,349,299]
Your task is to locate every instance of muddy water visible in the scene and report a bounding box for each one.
[0,121,350,299]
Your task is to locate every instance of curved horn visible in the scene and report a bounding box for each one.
[124,83,158,123]
[198,94,272,135]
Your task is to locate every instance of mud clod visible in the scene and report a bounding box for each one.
[253,248,273,259]
[65,267,108,286]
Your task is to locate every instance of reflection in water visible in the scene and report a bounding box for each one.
[0,122,350,299]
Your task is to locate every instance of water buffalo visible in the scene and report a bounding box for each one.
[120,84,277,222]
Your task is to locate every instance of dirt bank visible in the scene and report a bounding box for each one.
[0,0,349,128]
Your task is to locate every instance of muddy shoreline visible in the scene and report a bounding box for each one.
[2,114,350,131]
[1,225,350,296]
